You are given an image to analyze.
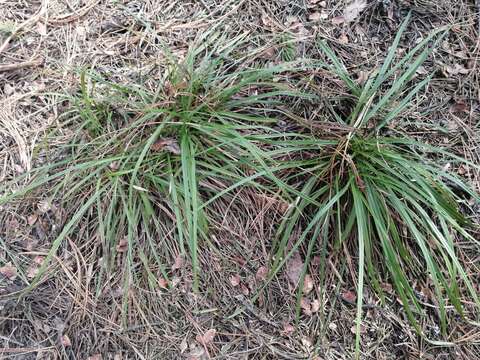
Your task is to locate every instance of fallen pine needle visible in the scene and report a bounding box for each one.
[0,58,43,72]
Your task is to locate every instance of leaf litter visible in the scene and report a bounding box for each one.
[0,1,479,359]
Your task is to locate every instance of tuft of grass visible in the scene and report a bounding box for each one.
[0,30,310,317]
[0,13,478,356]
[263,12,480,356]
[278,33,297,62]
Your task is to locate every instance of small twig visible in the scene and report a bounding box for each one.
[197,0,210,11]
[156,0,246,32]
[0,347,53,354]
[0,5,45,55]
[233,294,280,328]
[0,58,43,72]
[477,0,480,36]
[338,291,377,309]
[0,335,24,347]
[47,0,101,25]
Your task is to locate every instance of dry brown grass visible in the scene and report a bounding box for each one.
[1,0,480,359]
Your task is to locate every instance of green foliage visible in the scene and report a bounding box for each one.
[0,31,308,312]
[266,13,479,354]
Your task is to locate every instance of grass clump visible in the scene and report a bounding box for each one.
[265,13,480,354]
[0,31,307,316]
[253,13,480,355]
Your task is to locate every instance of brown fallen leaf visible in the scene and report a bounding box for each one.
[240,284,250,295]
[255,266,268,281]
[278,201,290,214]
[61,334,72,347]
[350,324,367,334]
[338,33,349,44]
[289,21,310,36]
[0,263,17,280]
[27,214,38,226]
[36,21,47,36]
[158,278,168,289]
[311,298,321,313]
[261,47,276,59]
[332,16,345,25]
[230,274,241,287]
[300,297,312,315]
[281,323,295,335]
[86,355,102,360]
[172,254,184,271]
[286,252,304,286]
[116,238,128,252]
[233,256,246,266]
[196,328,216,346]
[343,0,367,23]
[303,274,314,294]
[151,138,181,155]
[163,81,176,97]
[341,290,357,304]
[450,101,469,113]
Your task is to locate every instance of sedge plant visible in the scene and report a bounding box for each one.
[0,31,311,324]
[263,13,480,356]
